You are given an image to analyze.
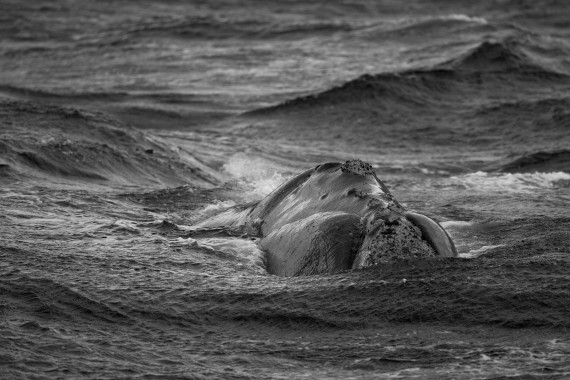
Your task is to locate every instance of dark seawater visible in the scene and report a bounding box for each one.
[1,0,570,378]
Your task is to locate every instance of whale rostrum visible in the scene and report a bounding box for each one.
[196,160,457,276]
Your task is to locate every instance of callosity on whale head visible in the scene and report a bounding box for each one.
[196,159,457,276]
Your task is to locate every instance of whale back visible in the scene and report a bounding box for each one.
[248,162,398,235]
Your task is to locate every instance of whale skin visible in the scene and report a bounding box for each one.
[196,160,457,276]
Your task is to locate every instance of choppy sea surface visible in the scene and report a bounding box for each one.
[1,1,570,378]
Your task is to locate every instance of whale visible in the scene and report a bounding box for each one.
[196,160,457,276]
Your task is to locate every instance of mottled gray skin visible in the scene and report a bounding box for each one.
[197,160,457,276]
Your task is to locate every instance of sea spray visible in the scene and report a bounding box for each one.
[223,153,293,201]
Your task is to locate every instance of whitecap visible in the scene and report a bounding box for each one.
[111,220,141,233]
[191,200,238,222]
[460,244,505,258]
[440,14,488,25]
[174,236,266,274]
[448,171,570,193]
[440,220,473,229]
[223,153,292,201]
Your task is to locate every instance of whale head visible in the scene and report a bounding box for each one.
[254,160,457,275]
[196,159,457,276]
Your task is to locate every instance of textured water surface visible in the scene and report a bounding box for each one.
[1,0,570,378]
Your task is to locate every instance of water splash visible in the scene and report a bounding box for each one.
[440,220,505,257]
[193,200,238,221]
[173,236,266,274]
[223,153,292,201]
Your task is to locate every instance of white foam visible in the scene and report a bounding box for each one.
[440,14,488,24]
[419,168,450,175]
[384,13,487,33]
[201,200,236,213]
[449,171,570,193]
[460,244,505,258]
[112,220,140,233]
[440,220,473,229]
[437,220,493,257]
[174,236,266,273]
[0,191,41,203]
[223,153,292,201]
[192,200,237,221]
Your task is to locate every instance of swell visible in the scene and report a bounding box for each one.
[0,99,222,187]
[0,84,219,105]
[0,275,130,324]
[488,149,570,173]
[86,14,353,43]
[169,256,570,329]
[436,38,566,74]
[0,85,237,130]
[470,97,570,150]
[358,14,492,42]
[0,85,130,102]
[251,39,568,115]
[243,38,570,152]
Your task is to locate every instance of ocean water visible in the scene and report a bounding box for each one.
[1,0,570,378]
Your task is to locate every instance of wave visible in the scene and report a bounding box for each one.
[467,97,570,150]
[0,99,222,187]
[115,14,352,41]
[448,171,570,193]
[359,14,490,42]
[172,236,266,274]
[489,149,570,173]
[222,153,294,201]
[0,84,214,105]
[242,38,570,155]
[436,39,566,75]
[0,85,236,129]
[164,257,570,328]
[247,70,456,118]
[0,275,130,323]
[0,84,130,101]
[440,14,488,24]
[475,96,570,117]
[249,39,568,115]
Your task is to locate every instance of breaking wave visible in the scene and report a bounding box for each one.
[449,171,570,193]
[223,153,293,201]
[491,149,570,173]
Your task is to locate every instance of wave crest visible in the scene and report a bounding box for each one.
[249,38,567,118]
[449,171,570,193]
[0,99,221,187]
[223,153,292,201]
[490,149,570,174]
[437,39,562,74]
